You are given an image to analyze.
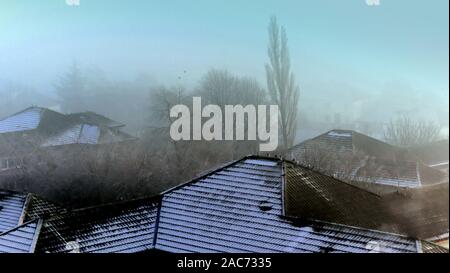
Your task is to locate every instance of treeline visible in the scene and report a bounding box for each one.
[0,67,275,208]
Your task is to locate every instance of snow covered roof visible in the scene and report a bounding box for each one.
[36,197,160,253]
[0,219,42,253]
[0,107,135,147]
[2,156,447,253]
[154,156,439,253]
[0,107,45,134]
[0,189,62,233]
[290,129,448,188]
[0,190,27,233]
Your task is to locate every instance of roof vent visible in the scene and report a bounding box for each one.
[259,201,273,212]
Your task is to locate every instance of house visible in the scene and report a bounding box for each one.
[1,156,447,253]
[151,156,444,253]
[0,107,135,151]
[0,107,137,186]
[288,129,448,189]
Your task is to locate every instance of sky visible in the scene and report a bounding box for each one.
[0,0,448,130]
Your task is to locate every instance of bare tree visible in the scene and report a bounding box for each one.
[198,69,266,106]
[265,16,300,149]
[384,115,441,147]
[146,85,195,178]
[198,69,238,106]
[197,69,266,158]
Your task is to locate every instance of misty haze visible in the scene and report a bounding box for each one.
[0,0,448,255]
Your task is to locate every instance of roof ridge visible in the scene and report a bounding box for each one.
[283,160,384,197]
[69,111,125,128]
[160,156,254,196]
[289,129,356,151]
[0,106,45,122]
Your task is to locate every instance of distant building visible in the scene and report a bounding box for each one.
[1,156,447,253]
[289,129,448,189]
[0,107,136,175]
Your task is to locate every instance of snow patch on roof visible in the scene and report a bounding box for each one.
[327,131,352,138]
[41,124,100,147]
[0,107,43,134]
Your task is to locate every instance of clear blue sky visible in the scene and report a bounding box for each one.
[0,0,448,127]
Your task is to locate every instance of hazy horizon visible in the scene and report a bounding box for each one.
[1,0,448,136]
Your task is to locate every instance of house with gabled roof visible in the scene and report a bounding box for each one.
[0,107,137,182]
[1,156,447,253]
[0,106,135,151]
[288,129,448,189]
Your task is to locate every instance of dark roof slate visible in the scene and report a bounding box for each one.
[289,130,448,188]
[284,162,449,240]
[0,190,62,233]
[0,107,135,148]
[67,112,125,129]
[2,156,447,253]
[35,197,160,253]
[0,190,27,233]
[0,107,45,134]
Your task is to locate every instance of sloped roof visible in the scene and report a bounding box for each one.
[155,157,433,253]
[35,196,161,253]
[421,240,449,253]
[0,107,135,147]
[41,124,101,147]
[289,129,448,188]
[0,219,42,253]
[0,189,62,233]
[41,123,136,147]
[0,190,27,233]
[2,157,446,253]
[0,107,45,134]
[23,194,65,222]
[67,112,125,129]
[284,162,449,240]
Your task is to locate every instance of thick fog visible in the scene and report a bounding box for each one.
[1,0,448,141]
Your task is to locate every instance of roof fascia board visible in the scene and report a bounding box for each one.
[18,193,33,225]
[29,218,43,253]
